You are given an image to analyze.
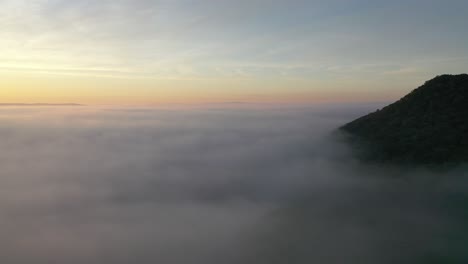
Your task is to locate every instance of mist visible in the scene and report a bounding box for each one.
[0,105,466,264]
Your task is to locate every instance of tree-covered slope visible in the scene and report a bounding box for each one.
[341,74,468,164]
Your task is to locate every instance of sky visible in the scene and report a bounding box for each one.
[1,0,467,105]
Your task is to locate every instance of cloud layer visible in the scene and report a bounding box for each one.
[0,105,467,263]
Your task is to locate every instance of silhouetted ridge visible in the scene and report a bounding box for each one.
[341,74,468,164]
[0,103,83,106]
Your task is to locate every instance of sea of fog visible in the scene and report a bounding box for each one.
[0,104,467,264]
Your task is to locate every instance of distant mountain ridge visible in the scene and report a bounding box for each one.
[341,74,468,164]
[0,103,83,106]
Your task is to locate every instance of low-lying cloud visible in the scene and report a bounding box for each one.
[0,105,466,264]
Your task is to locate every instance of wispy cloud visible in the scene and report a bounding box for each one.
[1,0,467,102]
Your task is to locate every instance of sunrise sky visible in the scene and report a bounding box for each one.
[1,0,467,105]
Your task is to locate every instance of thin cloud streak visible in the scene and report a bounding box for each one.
[1,0,467,80]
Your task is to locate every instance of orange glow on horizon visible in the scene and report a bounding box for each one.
[0,72,407,106]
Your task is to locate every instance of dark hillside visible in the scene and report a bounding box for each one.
[341,74,468,164]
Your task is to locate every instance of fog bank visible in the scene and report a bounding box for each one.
[0,105,466,264]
